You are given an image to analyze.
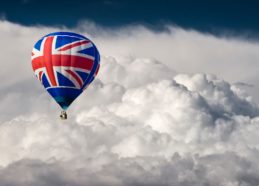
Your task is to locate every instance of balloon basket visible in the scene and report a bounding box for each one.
[60,110,67,120]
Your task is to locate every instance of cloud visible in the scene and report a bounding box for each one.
[82,23,259,103]
[1,20,259,185]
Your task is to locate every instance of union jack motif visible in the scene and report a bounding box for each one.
[31,33,99,90]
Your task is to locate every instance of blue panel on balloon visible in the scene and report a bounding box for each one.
[76,71,89,82]
[56,72,75,87]
[47,87,82,110]
[34,39,43,50]
[78,47,95,56]
[42,74,50,88]
[55,36,83,49]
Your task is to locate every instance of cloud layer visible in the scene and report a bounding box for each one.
[1,20,259,185]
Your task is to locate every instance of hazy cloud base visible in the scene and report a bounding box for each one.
[1,20,259,185]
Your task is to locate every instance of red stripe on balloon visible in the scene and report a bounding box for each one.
[31,55,93,72]
[39,71,43,82]
[58,40,89,51]
[65,69,83,87]
[43,36,57,86]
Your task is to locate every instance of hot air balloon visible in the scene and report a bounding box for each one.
[31,32,100,119]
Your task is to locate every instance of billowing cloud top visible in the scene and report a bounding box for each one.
[1,20,259,186]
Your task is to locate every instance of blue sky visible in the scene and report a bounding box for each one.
[1,0,259,34]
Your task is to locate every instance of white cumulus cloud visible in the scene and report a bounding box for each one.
[1,20,259,185]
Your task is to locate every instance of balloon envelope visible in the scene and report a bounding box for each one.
[31,32,100,110]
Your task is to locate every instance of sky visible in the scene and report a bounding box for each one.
[1,0,259,34]
[1,1,259,186]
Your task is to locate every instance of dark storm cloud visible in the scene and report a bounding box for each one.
[0,0,259,35]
